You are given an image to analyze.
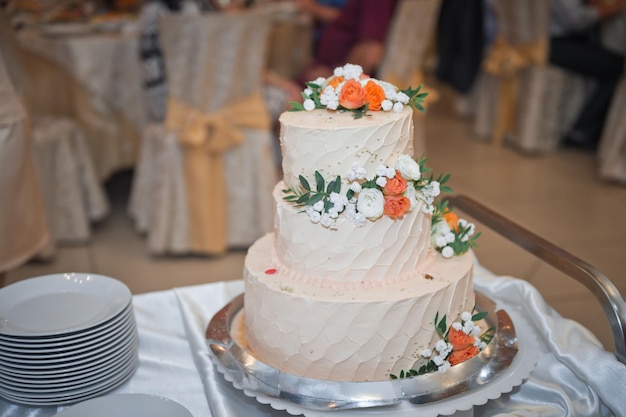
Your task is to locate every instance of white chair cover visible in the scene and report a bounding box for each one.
[474,0,587,153]
[30,116,110,242]
[0,53,49,272]
[378,0,442,155]
[0,18,110,244]
[598,78,626,183]
[129,11,277,255]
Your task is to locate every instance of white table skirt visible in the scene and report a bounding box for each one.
[1,261,625,417]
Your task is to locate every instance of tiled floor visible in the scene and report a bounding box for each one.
[6,87,626,356]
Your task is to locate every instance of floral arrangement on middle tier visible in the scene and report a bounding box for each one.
[282,154,481,258]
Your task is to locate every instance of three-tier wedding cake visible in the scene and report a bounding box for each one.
[242,64,482,382]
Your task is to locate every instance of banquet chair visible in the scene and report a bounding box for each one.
[474,0,586,153]
[129,11,277,255]
[0,52,50,274]
[597,78,626,183]
[0,18,110,243]
[377,0,442,155]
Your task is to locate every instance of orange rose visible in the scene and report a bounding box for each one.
[364,80,385,111]
[383,170,408,196]
[338,79,366,109]
[383,195,410,219]
[327,76,344,89]
[448,346,479,366]
[442,210,459,232]
[447,327,475,351]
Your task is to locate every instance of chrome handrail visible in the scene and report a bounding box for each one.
[446,194,626,364]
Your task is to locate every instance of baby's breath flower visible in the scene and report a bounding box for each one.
[433,355,445,366]
[441,246,454,258]
[303,99,315,111]
[349,182,362,192]
[306,206,321,223]
[396,91,410,104]
[393,102,404,113]
[320,213,335,228]
[452,322,463,331]
[381,99,393,111]
[421,348,432,358]
[437,361,452,373]
[376,177,387,187]
[461,312,472,322]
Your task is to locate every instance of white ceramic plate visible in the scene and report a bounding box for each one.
[0,273,131,337]
[0,302,133,348]
[0,352,138,398]
[52,394,193,417]
[0,357,138,406]
[0,329,137,373]
[0,315,134,359]
[0,342,137,385]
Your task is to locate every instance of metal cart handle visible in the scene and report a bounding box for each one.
[446,194,626,364]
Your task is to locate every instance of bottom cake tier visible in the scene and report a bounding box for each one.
[243,233,475,382]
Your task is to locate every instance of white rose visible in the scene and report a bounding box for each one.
[381,99,393,111]
[395,155,421,181]
[356,188,384,219]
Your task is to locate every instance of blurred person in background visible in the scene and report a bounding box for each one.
[298,0,398,82]
[550,0,626,150]
[294,0,347,51]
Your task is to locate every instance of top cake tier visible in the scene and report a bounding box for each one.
[279,107,414,189]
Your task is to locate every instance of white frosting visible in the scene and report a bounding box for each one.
[244,234,475,382]
[273,183,433,285]
[279,107,414,190]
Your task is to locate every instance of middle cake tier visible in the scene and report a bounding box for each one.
[272,183,433,285]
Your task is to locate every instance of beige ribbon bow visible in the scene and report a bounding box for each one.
[166,91,270,254]
[483,35,547,145]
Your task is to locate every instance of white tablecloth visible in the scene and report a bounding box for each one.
[1,261,625,417]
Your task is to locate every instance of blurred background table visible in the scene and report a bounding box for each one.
[16,20,146,182]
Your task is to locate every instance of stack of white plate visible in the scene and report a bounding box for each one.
[0,273,138,406]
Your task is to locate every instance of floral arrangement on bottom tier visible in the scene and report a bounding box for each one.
[391,310,495,379]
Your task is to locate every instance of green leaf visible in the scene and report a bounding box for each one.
[289,102,305,111]
[306,193,324,206]
[436,314,447,338]
[299,175,311,191]
[472,311,488,322]
[346,189,355,200]
[315,171,325,192]
[326,179,335,194]
[333,176,341,193]
[295,193,310,204]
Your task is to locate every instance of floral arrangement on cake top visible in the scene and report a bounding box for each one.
[289,63,428,119]
[391,309,495,378]
[283,155,480,257]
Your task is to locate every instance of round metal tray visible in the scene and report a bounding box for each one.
[205,292,538,413]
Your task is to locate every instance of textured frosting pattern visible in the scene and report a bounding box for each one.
[273,183,433,285]
[244,234,475,382]
[279,108,413,189]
